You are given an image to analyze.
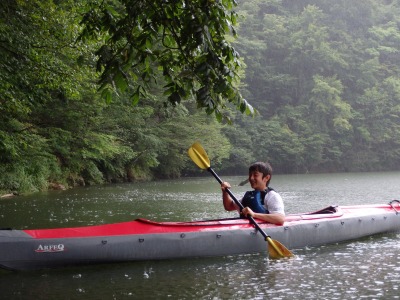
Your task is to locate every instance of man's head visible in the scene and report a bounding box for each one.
[248,162,273,190]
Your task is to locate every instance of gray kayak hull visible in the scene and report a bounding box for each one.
[1,202,399,270]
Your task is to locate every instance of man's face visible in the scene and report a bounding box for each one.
[248,170,270,191]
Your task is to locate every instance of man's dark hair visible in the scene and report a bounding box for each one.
[249,162,273,186]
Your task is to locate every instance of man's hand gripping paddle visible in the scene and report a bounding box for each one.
[188,142,294,259]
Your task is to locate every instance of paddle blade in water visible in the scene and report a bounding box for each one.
[267,237,294,259]
[188,142,211,170]
[188,141,294,259]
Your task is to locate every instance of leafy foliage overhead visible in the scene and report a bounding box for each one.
[79,0,255,122]
[1,0,400,195]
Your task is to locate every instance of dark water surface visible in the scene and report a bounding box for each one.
[1,172,400,299]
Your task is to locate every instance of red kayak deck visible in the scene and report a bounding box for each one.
[23,204,398,239]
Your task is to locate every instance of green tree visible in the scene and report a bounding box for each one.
[79,0,255,122]
[0,0,92,191]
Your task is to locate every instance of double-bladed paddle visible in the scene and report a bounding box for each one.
[188,142,293,259]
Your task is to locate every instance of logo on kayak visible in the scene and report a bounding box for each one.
[35,244,65,253]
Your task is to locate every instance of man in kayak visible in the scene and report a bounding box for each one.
[221,162,285,225]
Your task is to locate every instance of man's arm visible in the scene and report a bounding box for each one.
[246,191,285,225]
[221,182,239,211]
[242,208,285,225]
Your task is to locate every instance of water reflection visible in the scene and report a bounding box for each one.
[255,234,400,300]
[0,172,400,299]
[0,234,399,299]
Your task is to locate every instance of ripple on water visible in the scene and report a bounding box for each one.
[1,176,400,299]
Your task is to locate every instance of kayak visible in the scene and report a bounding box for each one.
[1,201,399,271]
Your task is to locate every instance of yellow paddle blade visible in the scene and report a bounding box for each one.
[188,141,295,259]
[267,237,294,259]
[188,142,211,170]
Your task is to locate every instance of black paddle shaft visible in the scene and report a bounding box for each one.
[207,167,271,240]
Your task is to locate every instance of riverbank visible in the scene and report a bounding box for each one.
[0,192,18,199]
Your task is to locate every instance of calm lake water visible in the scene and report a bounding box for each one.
[1,172,400,299]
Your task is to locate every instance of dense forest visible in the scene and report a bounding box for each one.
[1,0,400,194]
